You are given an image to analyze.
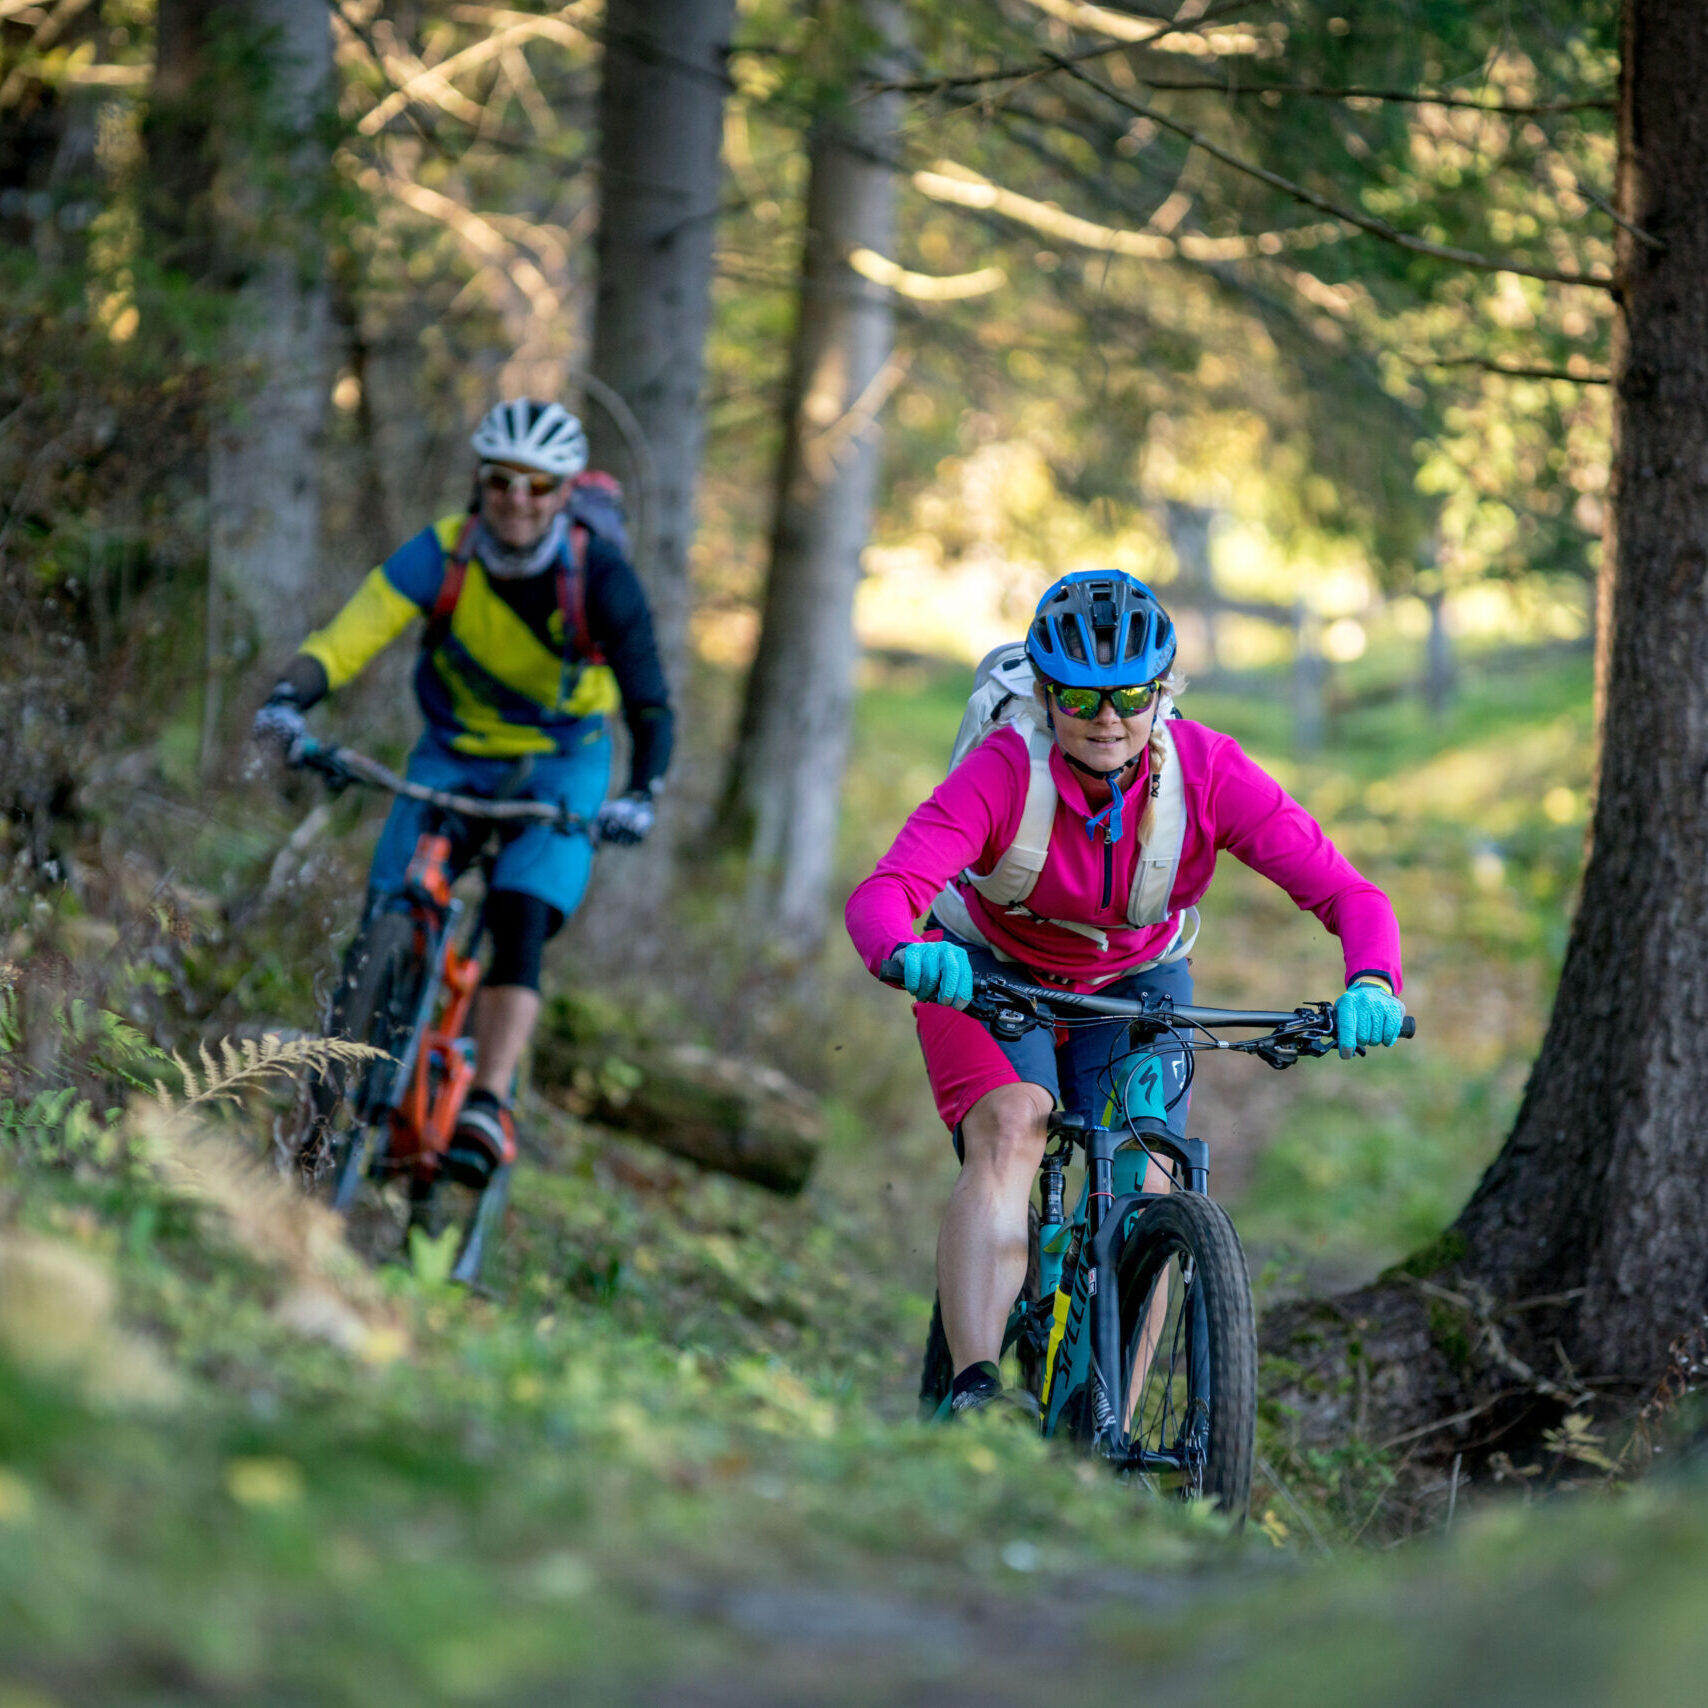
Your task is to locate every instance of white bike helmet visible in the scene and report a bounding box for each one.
[470,398,589,479]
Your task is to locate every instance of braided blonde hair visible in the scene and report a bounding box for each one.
[1136,669,1186,847]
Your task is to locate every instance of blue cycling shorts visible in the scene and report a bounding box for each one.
[366,731,611,917]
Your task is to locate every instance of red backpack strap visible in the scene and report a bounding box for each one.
[556,521,603,665]
[425,516,479,650]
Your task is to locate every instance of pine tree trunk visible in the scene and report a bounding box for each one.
[1265,0,1708,1454]
[206,0,335,668]
[1447,0,1708,1385]
[586,0,734,680]
[722,0,904,957]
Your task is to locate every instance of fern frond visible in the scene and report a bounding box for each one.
[154,1032,391,1120]
[171,1049,200,1101]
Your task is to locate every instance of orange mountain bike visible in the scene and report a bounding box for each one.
[288,737,599,1284]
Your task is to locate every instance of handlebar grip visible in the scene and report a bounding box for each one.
[878,954,907,988]
[1400,1016,1417,1039]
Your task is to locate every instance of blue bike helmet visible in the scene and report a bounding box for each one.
[1026,570,1176,688]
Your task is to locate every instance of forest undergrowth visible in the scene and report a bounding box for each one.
[6,647,1708,1704]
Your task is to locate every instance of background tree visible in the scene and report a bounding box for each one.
[588,0,737,681]
[139,0,336,754]
[721,0,905,957]
[1266,0,1708,1444]
[205,0,336,677]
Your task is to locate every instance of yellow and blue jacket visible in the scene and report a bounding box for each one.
[290,515,673,788]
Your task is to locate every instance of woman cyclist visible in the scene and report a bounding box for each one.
[845,571,1406,1416]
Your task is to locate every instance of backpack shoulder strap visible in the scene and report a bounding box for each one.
[1126,707,1187,927]
[555,521,604,663]
[424,515,479,651]
[964,714,1057,908]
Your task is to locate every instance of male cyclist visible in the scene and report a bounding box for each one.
[252,398,673,1187]
[846,572,1405,1415]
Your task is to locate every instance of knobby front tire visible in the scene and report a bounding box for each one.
[299,909,424,1204]
[1114,1191,1257,1519]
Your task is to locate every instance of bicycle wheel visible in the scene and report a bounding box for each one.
[1113,1191,1256,1517]
[916,1202,1042,1418]
[299,909,423,1207]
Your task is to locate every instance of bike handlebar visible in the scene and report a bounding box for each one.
[291,737,597,838]
[876,955,1417,1044]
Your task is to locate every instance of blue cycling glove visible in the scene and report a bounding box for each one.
[898,941,974,1010]
[1335,981,1406,1059]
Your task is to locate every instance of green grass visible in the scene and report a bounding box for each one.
[9,636,1683,1705]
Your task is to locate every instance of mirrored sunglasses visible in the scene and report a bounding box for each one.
[479,463,564,498]
[1046,680,1160,720]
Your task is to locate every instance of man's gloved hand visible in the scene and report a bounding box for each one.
[1335,980,1406,1059]
[898,940,974,1009]
[595,791,655,845]
[251,693,309,761]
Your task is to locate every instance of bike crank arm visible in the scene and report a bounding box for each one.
[1107,1443,1192,1474]
[451,1163,512,1287]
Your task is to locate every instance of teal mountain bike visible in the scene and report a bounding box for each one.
[887,960,1415,1517]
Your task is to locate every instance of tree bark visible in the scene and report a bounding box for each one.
[1446,0,1708,1385]
[586,0,734,680]
[143,0,222,284]
[205,0,335,669]
[721,0,905,957]
[575,0,733,960]
[1266,0,1708,1460]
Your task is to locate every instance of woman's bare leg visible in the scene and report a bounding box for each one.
[937,1081,1054,1372]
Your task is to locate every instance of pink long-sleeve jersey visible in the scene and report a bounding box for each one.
[845,718,1402,993]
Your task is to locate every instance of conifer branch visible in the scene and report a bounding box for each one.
[1404,352,1611,384]
[1049,55,1616,289]
[863,0,1262,97]
[1113,79,1614,116]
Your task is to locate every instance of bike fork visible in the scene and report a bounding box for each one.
[1083,1124,1127,1451]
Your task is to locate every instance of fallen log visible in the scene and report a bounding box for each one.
[537,1039,821,1195]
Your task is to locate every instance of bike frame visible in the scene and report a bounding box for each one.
[1029,1073,1212,1467]
[330,830,481,1202]
[948,970,1389,1469]
[296,737,597,1285]
[329,827,514,1285]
